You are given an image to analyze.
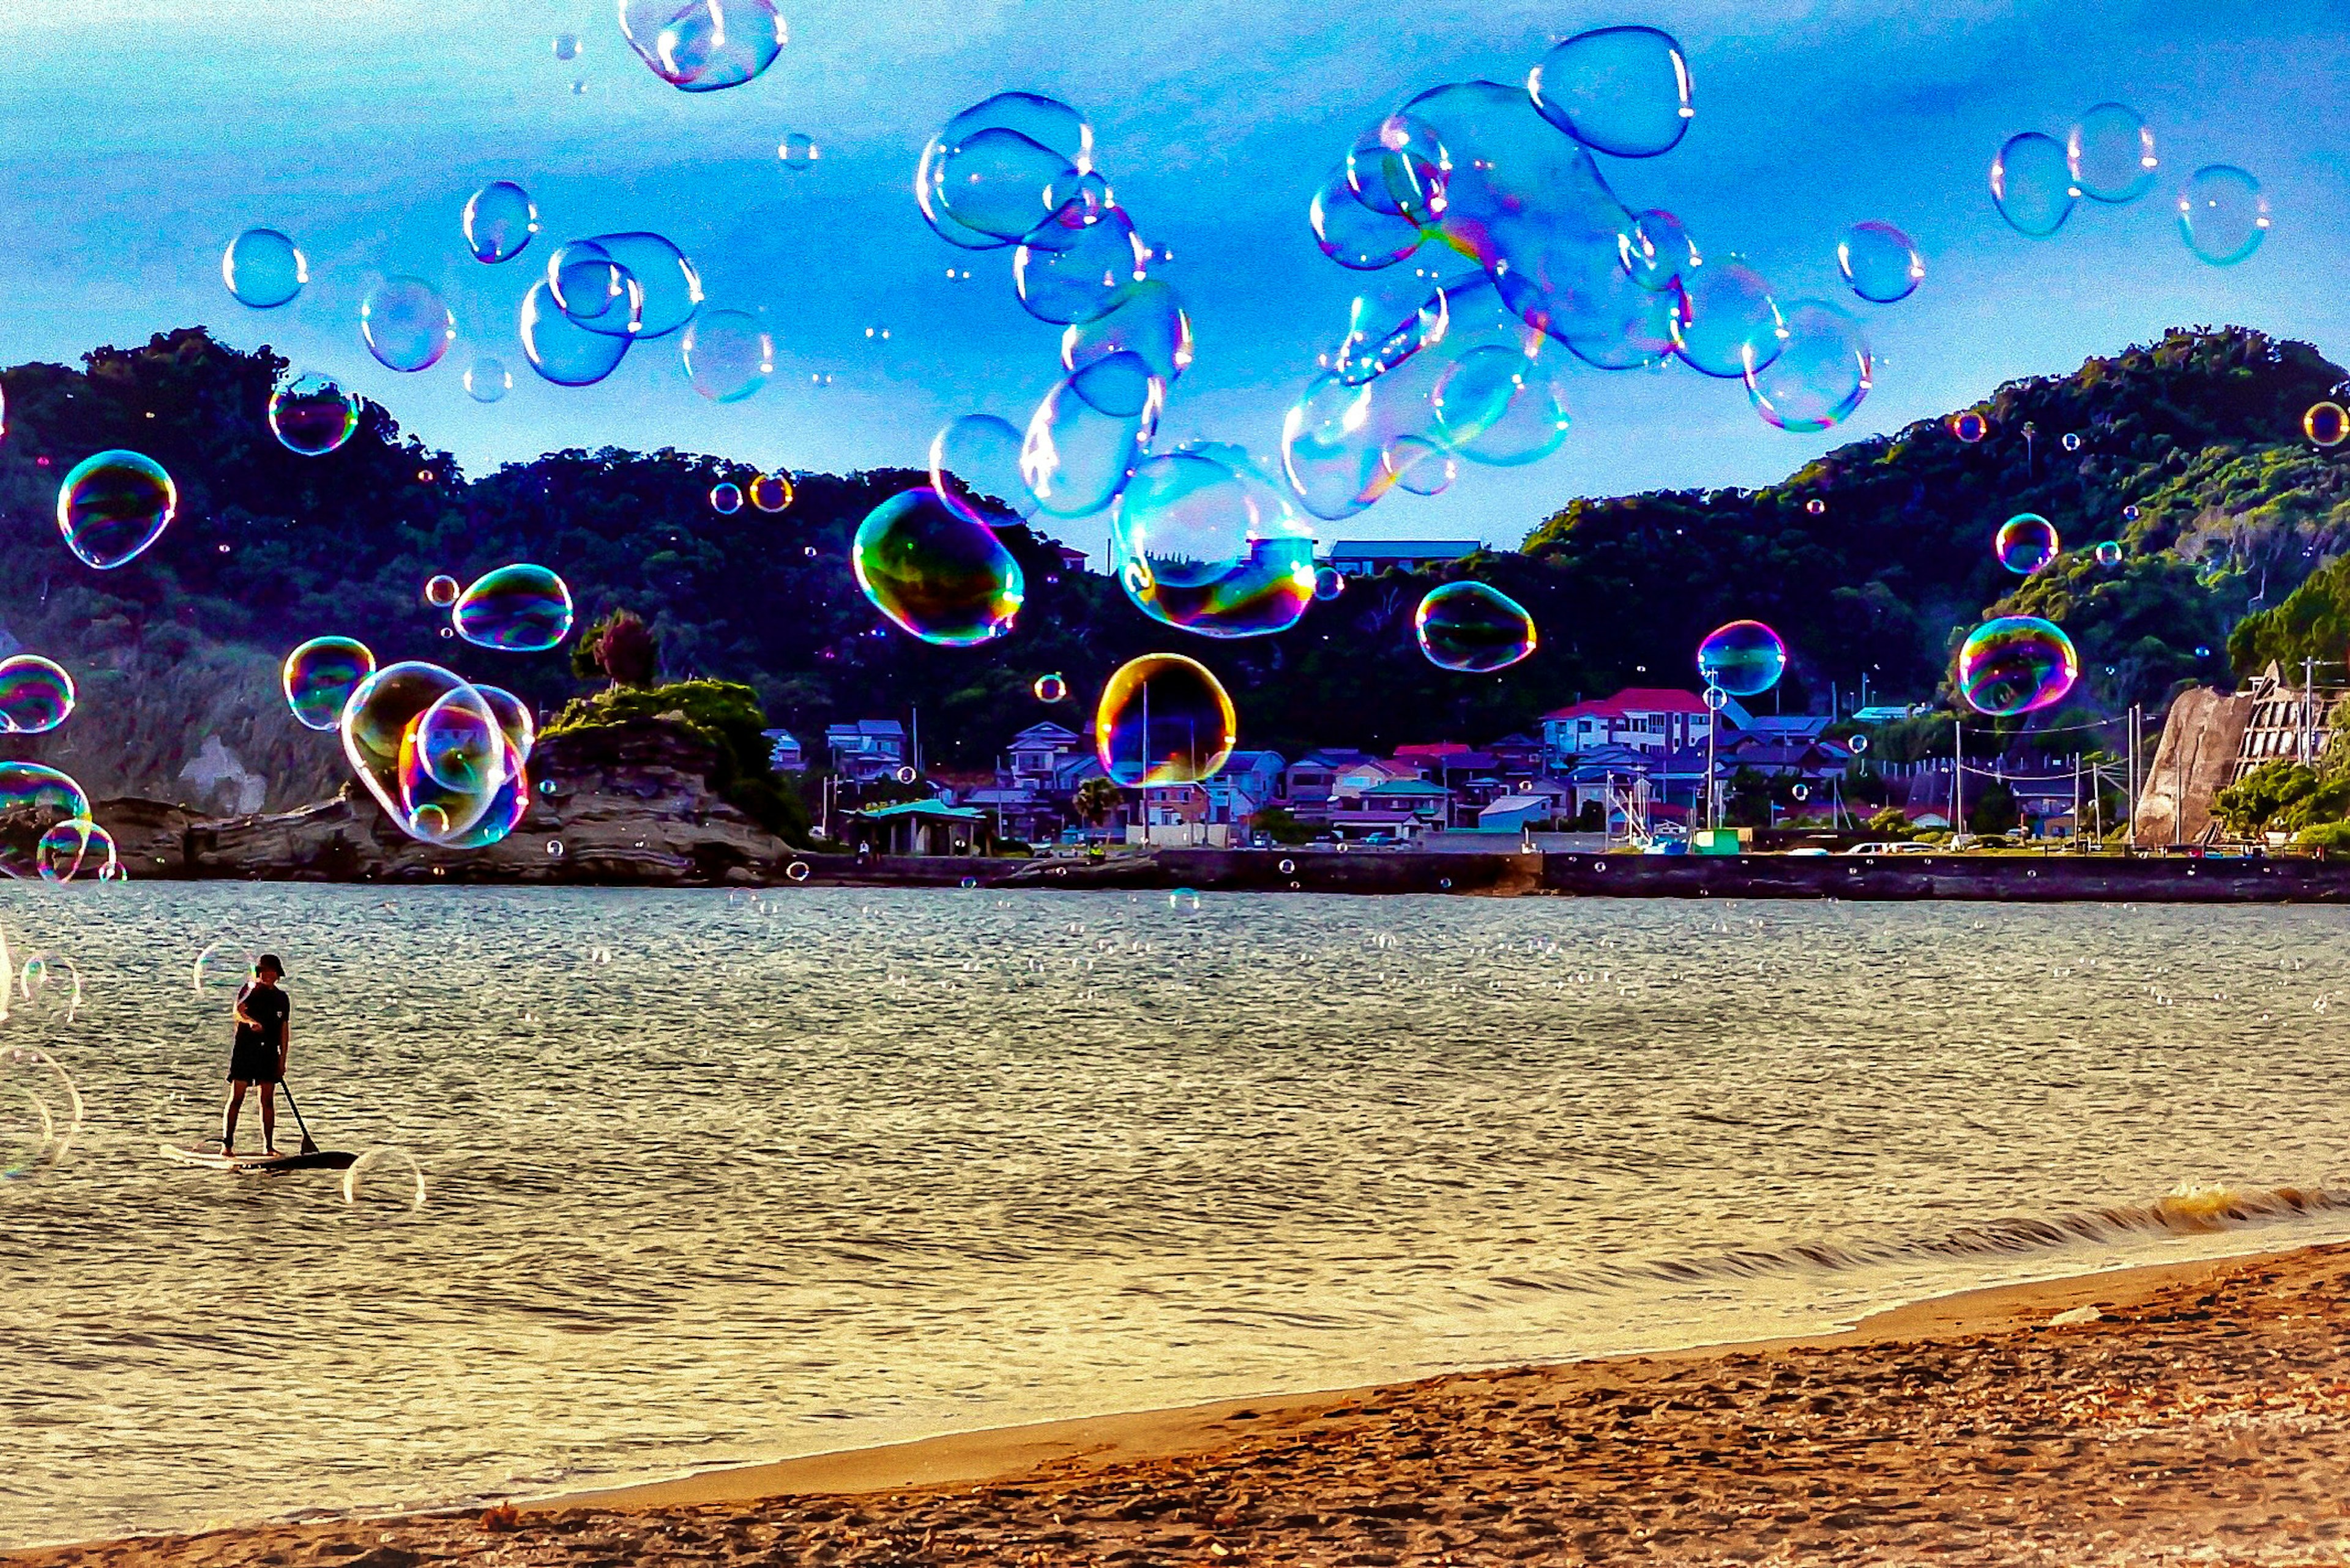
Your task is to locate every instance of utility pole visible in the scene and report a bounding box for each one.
[2303,657,2319,764]
[1952,720,1964,834]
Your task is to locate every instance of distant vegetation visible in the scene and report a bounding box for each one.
[0,323,2340,810]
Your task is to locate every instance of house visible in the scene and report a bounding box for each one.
[959,785,1059,845]
[1319,540,1484,575]
[1539,689,1752,763]
[1001,722,1085,788]
[1332,758,1423,800]
[1204,750,1288,825]
[1478,794,1561,833]
[1363,777,1455,827]
[1486,731,1548,782]
[1285,749,1372,807]
[1720,737,1847,781]
[761,728,807,772]
[852,798,986,856]
[1736,715,1834,745]
[826,719,909,781]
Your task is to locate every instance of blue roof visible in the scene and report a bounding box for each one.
[857,799,985,821]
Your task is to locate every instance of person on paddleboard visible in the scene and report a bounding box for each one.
[220,955,291,1156]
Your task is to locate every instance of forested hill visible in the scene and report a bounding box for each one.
[0,324,2342,812]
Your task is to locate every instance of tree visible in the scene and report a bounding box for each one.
[1073,777,1121,835]
[572,608,658,687]
[1250,805,1313,844]
[1967,779,2021,836]
[1865,806,1914,838]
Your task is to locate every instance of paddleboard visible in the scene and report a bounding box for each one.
[159,1143,357,1172]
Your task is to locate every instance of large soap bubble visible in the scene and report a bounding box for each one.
[1958,616,2079,715]
[851,488,1026,646]
[1023,351,1162,518]
[1432,348,1572,465]
[1745,301,1871,433]
[361,277,456,373]
[1673,256,1782,379]
[267,372,360,456]
[617,0,786,92]
[1526,25,1693,159]
[0,656,74,734]
[282,636,376,732]
[2177,166,2268,266]
[1015,204,1151,326]
[342,662,520,845]
[931,414,1038,527]
[1309,162,1427,270]
[1696,619,1788,696]
[57,450,176,569]
[917,92,1095,250]
[2067,103,2157,204]
[463,180,540,263]
[681,309,772,401]
[1990,132,2075,238]
[1062,278,1194,386]
[0,762,92,825]
[1995,513,2060,574]
[222,228,307,308]
[452,564,575,651]
[520,279,632,386]
[1836,221,1923,304]
[1112,447,1317,639]
[36,819,116,884]
[1416,582,1536,673]
[1094,653,1237,785]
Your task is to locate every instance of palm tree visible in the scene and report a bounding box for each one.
[1072,777,1121,846]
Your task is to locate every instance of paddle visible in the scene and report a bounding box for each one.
[277,1081,321,1157]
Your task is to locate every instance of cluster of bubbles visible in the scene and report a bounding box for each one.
[1990,102,2266,266]
[1957,616,2081,716]
[340,662,534,848]
[709,472,794,514]
[0,761,114,883]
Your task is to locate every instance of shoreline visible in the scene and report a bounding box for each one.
[17,1238,2349,1564]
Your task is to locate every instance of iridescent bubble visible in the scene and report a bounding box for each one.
[577,233,703,338]
[36,819,116,883]
[56,450,176,569]
[2178,166,2269,266]
[931,414,1038,527]
[1033,673,1069,703]
[1620,208,1701,294]
[281,636,376,732]
[222,228,307,309]
[1309,163,1426,270]
[0,763,92,830]
[0,656,72,734]
[1331,272,1450,386]
[852,489,1025,646]
[2062,431,2082,452]
[2067,103,2157,204]
[1061,279,1194,387]
[1527,24,1693,159]
[749,473,793,512]
[453,564,573,652]
[1837,221,1923,304]
[1695,620,1787,696]
[1949,411,1989,444]
[1673,256,1782,379]
[2094,540,2123,567]
[617,0,785,92]
[361,277,456,373]
[681,309,772,401]
[519,279,632,387]
[1023,351,1162,518]
[2306,402,2348,447]
[1806,498,1827,515]
[1745,300,1871,433]
[266,372,360,457]
[917,93,1094,250]
[1094,653,1237,785]
[0,1044,82,1180]
[1112,447,1317,639]
[1345,112,1450,225]
[463,356,513,403]
[778,132,820,168]
[1381,435,1457,496]
[463,180,539,264]
[1279,346,1457,523]
[1958,616,2079,716]
[342,663,513,845]
[710,481,744,513]
[1415,581,1537,673]
[1995,512,2061,575]
[1433,347,1571,466]
[1014,204,1150,326]
[424,574,460,607]
[1990,132,2075,238]
[2123,504,2141,522]
[1312,566,1345,600]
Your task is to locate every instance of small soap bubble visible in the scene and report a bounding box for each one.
[709,482,744,513]
[1958,616,2078,715]
[1312,566,1345,601]
[281,636,376,732]
[2062,431,2082,452]
[1836,220,1923,304]
[2178,166,2269,266]
[360,277,457,373]
[1805,498,1826,515]
[2122,504,2141,522]
[1415,583,1537,673]
[2094,540,2124,567]
[1990,131,2076,238]
[463,180,540,264]
[1168,888,1202,913]
[552,32,580,59]
[778,132,819,169]
[1949,411,1989,444]
[424,574,460,607]
[342,1146,427,1211]
[222,228,307,309]
[463,356,512,404]
[1032,673,1069,703]
[267,372,360,457]
[748,473,793,512]
[1696,620,1788,696]
[681,309,773,402]
[2307,403,2349,446]
[56,450,177,569]
[1996,513,2061,575]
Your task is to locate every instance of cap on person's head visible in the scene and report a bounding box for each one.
[256,954,285,977]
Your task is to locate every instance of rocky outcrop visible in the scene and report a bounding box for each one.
[2135,686,2254,847]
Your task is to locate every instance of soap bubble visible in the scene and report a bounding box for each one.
[2094,540,2124,567]
[1696,619,1788,696]
[710,482,743,513]
[2068,103,2157,204]
[1061,279,1193,387]
[2306,402,2348,447]
[1014,204,1150,326]
[342,662,517,845]
[1806,498,1827,515]
[36,819,115,883]
[917,92,1095,250]
[2122,504,2141,522]
[1836,221,1923,304]
[681,309,772,401]
[2062,431,2082,452]
[1023,351,1162,518]
[1168,887,1202,913]
[266,372,360,457]
[1620,208,1701,293]
[2177,166,2268,266]
[453,564,573,651]
[0,764,93,877]
[1526,24,1693,158]
[1111,447,1317,639]
[931,414,1038,526]
[463,356,512,403]
[1990,132,2075,238]
[1745,300,1871,433]
[519,279,632,387]
[463,180,539,263]
[552,31,580,59]
[852,489,1025,646]
[778,132,819,168]
[1309,163,1426,270]
[1848,734,1870,755]
[617,0,785,92]
[1381,435,1457,496]
[342,1146,427,1209]
[576,233,703,338]
[361,277,456,373]
[1328,271,1448,386]
[1949,411,1989,444]
[1313,566,1345,600]
[1431,348,1572,465]
[545,239,644,333]
[222,228,307,309]
[0,656,73,734]
[1995,512,2061,575]
[424,574,460,607]
[281,636,376,731]
[1094,653,1237,785]
[56,449,177,569]
[1958,616,2079,715]
[748,473,793,512]
[474,684,535,763]
[1280,353,1457,522]
[0,1045,82,1180]
[1033,673,1069,703]
[1345,111,1449,226]
[1673,256,1782,379]
[1415,581,1537,673]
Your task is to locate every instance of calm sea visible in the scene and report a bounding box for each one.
[4,884,2348,1545]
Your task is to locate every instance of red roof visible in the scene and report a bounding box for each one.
[1542,687,1714,722]
[1394,742,1475,758]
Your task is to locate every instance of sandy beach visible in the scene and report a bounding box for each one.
[18,1241,2350,1566]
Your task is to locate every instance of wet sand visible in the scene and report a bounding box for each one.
[20,1242,2350,1566]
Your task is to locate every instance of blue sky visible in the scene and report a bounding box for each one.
[0,1,2339,563]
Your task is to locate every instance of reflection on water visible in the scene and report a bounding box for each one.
[4,884,2348,1544]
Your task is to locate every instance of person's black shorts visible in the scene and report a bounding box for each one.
[228,1043,280,1084]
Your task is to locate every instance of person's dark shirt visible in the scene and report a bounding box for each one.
[234,983,289,1053]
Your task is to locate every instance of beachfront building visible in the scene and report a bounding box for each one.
[1284,749,1373,808]
[1318,540,1483,576]
[1203,750,1287,828]
[826,719,910,782]
[1539,688,1753,767]
[762,728,807,772]
[851,798,987,856]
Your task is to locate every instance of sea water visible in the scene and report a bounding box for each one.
[5,883,2349,1544]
